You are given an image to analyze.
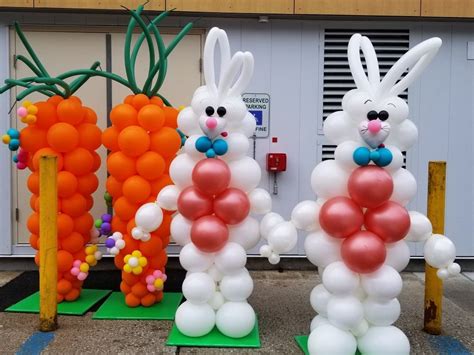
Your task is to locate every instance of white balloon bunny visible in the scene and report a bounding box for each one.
[132,27,294,338]
[261,34,461,354]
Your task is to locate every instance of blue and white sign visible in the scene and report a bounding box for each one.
[242,93,270,138]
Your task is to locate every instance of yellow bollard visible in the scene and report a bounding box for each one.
[39,155,58,332]
[423,161,446,335]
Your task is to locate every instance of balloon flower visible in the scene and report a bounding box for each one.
[133,28,294,339]
[100,6,192,308]
[0,22,106,303]
[261,34,460,355]
[105,232,126,256]
[146,270,167,292]
[123,250,148,275]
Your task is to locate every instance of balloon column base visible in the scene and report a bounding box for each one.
[92,292,182,320]
[6,289,111,316]
[294,335,362,355]
[166,321,260,348]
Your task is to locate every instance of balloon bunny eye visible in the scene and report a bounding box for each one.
[378,110,389,121]
[367,110,378,121]
[217,106,227,117]
[205,106,215,116]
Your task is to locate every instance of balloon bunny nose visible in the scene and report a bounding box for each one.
[206,117,218,129]
[368,120,382,134]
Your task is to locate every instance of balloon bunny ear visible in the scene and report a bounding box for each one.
[379,37,442,97]
[203,27,231,95]
[348,34,380,94]
[218,51,254,99]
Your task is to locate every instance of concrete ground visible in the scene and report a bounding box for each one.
[0,270,473,354]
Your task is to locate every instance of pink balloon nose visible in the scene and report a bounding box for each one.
[368,120,382,134]
[206,117,217,129]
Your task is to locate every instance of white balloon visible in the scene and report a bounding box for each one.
[322,262,359,295]
[305,231,342,268]
[364,298,401,326]
[175,301,216,337]
[311,160,349,198]
[228,217,260,250]
[310,284,331,316]
[357,326,410,355]
[267,221,297,254]
[351,319,369,337]
[215,242,247,275]
[308,324,357,355]
[385,240,410,272]
[169,153,197,189]
[209,291,225,310]
[327,295,364,331]
[222,133,249,161]
[207,265,223,282]
[182,272,216,304]
[177,106,201,136]
[291,200,320,231]
[228,157,261,192]
[324,111,358,145]
[240,112,257,137]
[134,203,163,232]
[248,188,272,214]
[216,302,256,338]
[310,315,330,332]
[183,135,204,159]
[170,213,192,246]
[334,141,360,171]
[361,265,402,301]
[424,234,456,268]
[390,168,417,206]
[260,213,284,239]
[179,243,214,272]
[220,269,253,301]
[405,211,432,242]
[157,185,180,211]
[354,285,367,301]
[385,145,404,172]
[386,118,418,151]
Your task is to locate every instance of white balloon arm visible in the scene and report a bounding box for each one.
[156,184,181,212]
[131,202,165,242]
[290,200,321,232]
[259,216,298,265]
[423,233,461,280]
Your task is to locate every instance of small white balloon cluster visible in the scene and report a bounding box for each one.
[131,202,164,242]
[259,213,297,264]
[105,231,126,256]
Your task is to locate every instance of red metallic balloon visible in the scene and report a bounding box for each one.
[365,201,411,243]
[319,197,364,238]
[214,188,250,225]
[341,231,386,274]
[192,158,231,196]
[177,186,213,221]
[191,215,229,252]
[348,166,393,208]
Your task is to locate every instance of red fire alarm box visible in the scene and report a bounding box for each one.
[266,153,287,172]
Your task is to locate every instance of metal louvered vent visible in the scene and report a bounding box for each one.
[322,28,410,166]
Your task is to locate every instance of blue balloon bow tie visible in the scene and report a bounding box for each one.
[195,136,228,158]
[353,145,393,167]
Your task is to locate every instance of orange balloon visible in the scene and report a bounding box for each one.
[64,147,94,176]
[154,213,172,238]
[58,171,78,198]
[20,126,48,154]
[155,291,164,303]
[61,193,87,217]
[107,152,136,181]
[110,104,137,131]
[58,213,74,239]
[57,250,74,272]
[131,282,148,298]
[77,173,99,195]
[114,196,138,221]
[150,127,181,157]
[68,96,82,105]
[140,236,163,257]
[85,195,94,212]
[30,195,37,211]
[125,293,140,307]
[141,293,156,307]
[77,123,102,150]
[83,107,98,124]
[124,95,134,105]
[150,96,164,107]
[118,126,150,157]
[91,151,101,172]
[57,279,73,295]
[122,175,151,204]
[122,267,140,285]
[29,234,39,250]
[32,148,63,171]
[148,250,167,269]
[34,252,40,266]
[102,126,120,152]
[114,255,125,270]
[27,213,39,234]
[27,173,39,194]
[163,106,179,128]
[122,234,139,255]
[73,213,93,235]
[35,101,58,129]
[47,95,63,107]
[136,151,165,180]
[131,93,150,111]
[120,281,131,294]
[137,104,165,132]
[150,175,173,195]
[106,176,123,199]
[65,288,80,301]
[73,249,86,262]
[61,232,84,253]
[47,122,79,153]
[57,98,85,125]
[111,216,127,234]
